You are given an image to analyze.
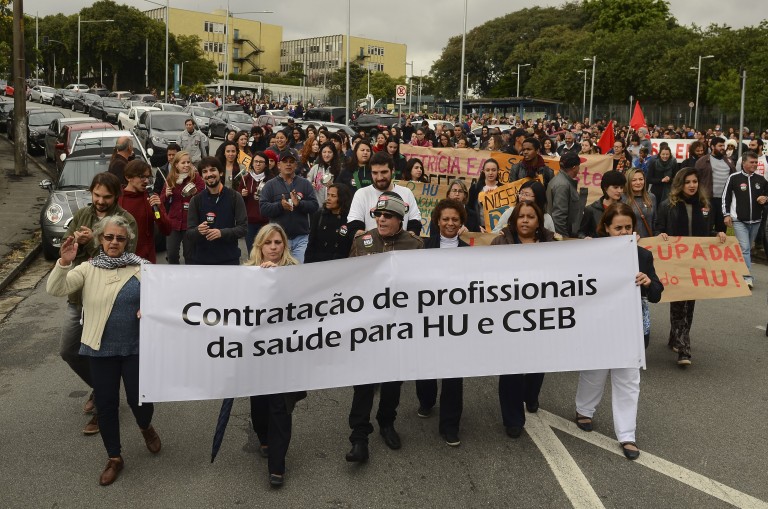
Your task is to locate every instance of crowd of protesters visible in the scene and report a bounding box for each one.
[47,106,768,488]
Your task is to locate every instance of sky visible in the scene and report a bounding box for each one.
[21,0,766,77]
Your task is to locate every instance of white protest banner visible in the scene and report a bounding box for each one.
[650,138,694,162]
[139,236,644,403]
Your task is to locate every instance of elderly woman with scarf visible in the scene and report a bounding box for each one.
[510,137,555,189]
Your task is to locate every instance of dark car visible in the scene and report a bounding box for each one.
[88,87,110,97]
[134,111,209,166]
[0,100,13,133]
[7,108,65,153]
[208,110,254,139]
[304,107,347,125]
[90,97,127,124]
[54,89,79,109]
[349,113,399,132]
[72,93,101,113]
[218,103,245,112]
[39,147,148,260]
[130,94,157,104]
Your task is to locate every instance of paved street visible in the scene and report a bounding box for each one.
[1,99,767,507]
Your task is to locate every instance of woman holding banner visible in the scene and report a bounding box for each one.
[416,199,470,446]
[243,224,300,487]
[656,167,727,366]
[574,202,663,460]
[491,200,554,438]
[469,159,502,233]
[622,169,657,238]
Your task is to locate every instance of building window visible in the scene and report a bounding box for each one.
[280,49,287,57]
[204,21,226,34]
[218,62,226,72]
[325,43,332,52]
[367,45,384,56]
[204,42,226,53]
[309,45,320,53]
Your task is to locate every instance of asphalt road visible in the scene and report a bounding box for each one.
[2,101,767,507]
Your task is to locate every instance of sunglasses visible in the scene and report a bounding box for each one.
[103,234,128,243]
[373,211,396,219]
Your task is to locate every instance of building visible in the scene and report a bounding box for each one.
[144,7,282,77]
[280,35,407,87]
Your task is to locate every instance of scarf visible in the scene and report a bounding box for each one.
[654,156,677,178]
[669,194,708,236]
[89,248,148,269]
[521,155,547,179]
[176,172,190,185]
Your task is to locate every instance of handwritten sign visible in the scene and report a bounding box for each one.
[637,236,751,302]
[649,139,695,162]
[395,180,450,237]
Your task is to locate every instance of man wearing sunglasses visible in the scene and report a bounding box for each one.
[346,191,422,464]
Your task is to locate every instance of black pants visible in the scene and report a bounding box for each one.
[166,230,193,265]
[710,197,726,233]
[498,373,545,428]
[415,378,463,435]
[669,300,696,357]
[250,394,292,476]
[60,303,92,387]
[348,381,403,444]
[90,355,154,458]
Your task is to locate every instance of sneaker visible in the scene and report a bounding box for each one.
[677,354,692,367]
[668,344,679,353]
[83,392,96,415]
[441,432,461,447]
[746,278,754,289]
[417,405,433,418]
[83,415,100,435]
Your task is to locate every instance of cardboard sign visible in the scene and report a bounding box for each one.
[637,236,751,302]
[395,180,450,237]
[479,177,536,232]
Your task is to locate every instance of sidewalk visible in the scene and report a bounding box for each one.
[0,137,51,284]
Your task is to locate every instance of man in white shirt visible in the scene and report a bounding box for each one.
[347,151,423,236]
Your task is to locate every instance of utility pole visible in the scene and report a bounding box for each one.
[13,0,28,176]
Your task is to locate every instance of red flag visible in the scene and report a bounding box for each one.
[597,120,614,154]
[630,101,646,131]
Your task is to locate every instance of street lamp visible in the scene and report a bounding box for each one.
[417,70,424,113]
[583,56,596,125]
[691,54,714,130]
[515,63,530,120]
[458,0,468,123]
[577,69,588,122]
[180,60,189,86]
[77,16,114,87]
[345,0,350,125]
[47,39,66,88]
[405,60,413,114]
[141,0,169,100]
[223,5,273,103]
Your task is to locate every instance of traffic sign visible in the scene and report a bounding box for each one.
[396,84,407,105]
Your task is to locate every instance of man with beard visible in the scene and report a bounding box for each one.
[346,151,422,236]
[510,137,555,189]
[186,157,247,265]
[57,172,138,435]
[345,191,423,463]
[696,136,735,232]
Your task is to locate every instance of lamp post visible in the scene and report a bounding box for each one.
[77,16,114,87]
[180,60,189,86]
[691,54,714,130]
[458,0,468,123]
[141,0,169,99]
[577,69,588,122]
[223,5,273,103]
[583,56,596,125]
[405,60,413,114]
[516,63,530,120]
[345,0,350,125]
[418,70,424,113]
[48,40,66,88]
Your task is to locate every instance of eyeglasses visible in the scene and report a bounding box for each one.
[373,211,396,219]
[103,234,128,243]
[253,160,266,165]
[140,175,154,183]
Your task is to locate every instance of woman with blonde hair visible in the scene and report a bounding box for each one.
[244,223,299,267]
[622,169,656,238]
[162,150,204,264]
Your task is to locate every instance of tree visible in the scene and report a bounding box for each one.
[582,0,674,31]
[172,34,218,86]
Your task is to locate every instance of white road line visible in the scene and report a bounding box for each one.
[526,412,606,509]
[539,410,768,509]
[755,325,766,331]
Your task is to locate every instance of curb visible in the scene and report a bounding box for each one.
[0,242,42,295]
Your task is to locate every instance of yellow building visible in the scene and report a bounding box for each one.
[144,7,282,77]
[280,35,406,86]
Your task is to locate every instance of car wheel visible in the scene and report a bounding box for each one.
[42,241,59,261]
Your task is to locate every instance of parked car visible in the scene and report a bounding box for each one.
[65,84,89,92]
[218,103,244,112]
[189,101,216,110]
[30,86,56,104]
[130,94,157,104]
[72,92,101,114]
[304,107,348,125]
[349,113,399,132]
[5,84,14,97]
[39,144,149,260]
[108,91,132,101]
[301,120,356,137]
[43,116,99,162]
[54,89,79,109]
[208,110,254,139]
[54,122,116,172]
[0,99,13,132]
[88,87,110,97]
[134,111,209,166]
[7,108,65,153]
[89,97,128,124]
[151,102,184,112]
[183,106,213,135]
[117,105,159,131]
[66,129,147,161]
[0,79,7,94]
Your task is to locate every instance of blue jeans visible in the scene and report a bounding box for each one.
[289,234,308,264]
[732,220,760,276]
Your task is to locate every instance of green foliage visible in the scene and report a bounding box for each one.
[284,61,304,79]
[582,0,673,31]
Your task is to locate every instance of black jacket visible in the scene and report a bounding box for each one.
[638,247,663,304]
[424,234,469,249]
[304,208,353,263]
[578,199,606,239]
[721,170,768,223]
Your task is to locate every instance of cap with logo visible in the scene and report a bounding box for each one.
[278,150,297,162]
[370,191,408,220]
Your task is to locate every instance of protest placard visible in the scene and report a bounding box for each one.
[479,177,536,232]
[140,236,643,402]
[395,180,450,237]
[637,236,751,302]
[650,138,695,162]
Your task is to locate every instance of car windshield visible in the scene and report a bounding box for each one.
[161,104,183,111]
[151,116,187,131]
[191,108,213,118]
[64,90,78,97]
[58,158,111,188]
[103,99,124,108]
[29,112,63,126]
[228,113,252,123]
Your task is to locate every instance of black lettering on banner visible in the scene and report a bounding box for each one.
[477,317,494,334]
[350,323,414,351]
[373,288,409,309]
[207,336,243,358]
[252,328,343,357]
[502,308,578,333]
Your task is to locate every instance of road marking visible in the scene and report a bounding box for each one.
[526,412,605,508]
[538,410,768,509]
[755,325,765,331]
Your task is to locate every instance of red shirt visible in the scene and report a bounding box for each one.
[119,189,171,263]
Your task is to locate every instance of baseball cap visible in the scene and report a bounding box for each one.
[370,191,409,220]
[278,150,297,162]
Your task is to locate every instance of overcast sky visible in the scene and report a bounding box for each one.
[22,0,766,76]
